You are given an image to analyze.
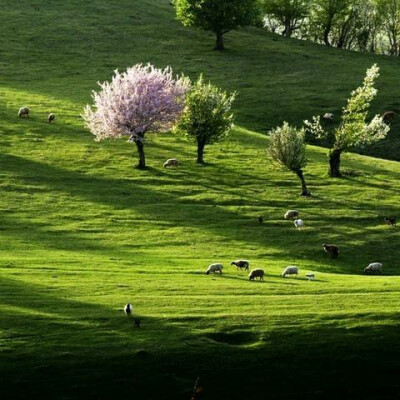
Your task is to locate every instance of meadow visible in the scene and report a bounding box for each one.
[1,1,400,399]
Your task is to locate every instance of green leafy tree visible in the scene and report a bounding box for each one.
[175,0,261,50]
[305,64,389,177]
[263,0,309,37]
[377,0,400,55]
[309,0,350,46]
[174,75,235,164]
[269,122,311,196]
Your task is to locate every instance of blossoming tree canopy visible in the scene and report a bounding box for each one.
[304,64,389,177]
[83,64,190,169]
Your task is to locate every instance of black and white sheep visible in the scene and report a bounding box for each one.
[282,266,299,277]
[124,303,133,315]
[206,263,223,275]
[364,262,383,275]
[284,210,299,220]
[18,107,30,118]
[231,260,250,271]
[248,269,264,281]
[48,113,55,123]
[306,273,315,281]
[323,243,339,258]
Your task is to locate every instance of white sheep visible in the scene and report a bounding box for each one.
[284,210,299,220]
[206,263,223,275]
[282,266,299,278]
[306,273,315,281]
[18,107,30,118]
[294,219,304,229]
[364,262,383,275]
[163,158,179,168]
[323,113,334,121]
[248,269,264,281]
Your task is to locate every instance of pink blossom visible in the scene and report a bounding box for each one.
[83,64,190,142]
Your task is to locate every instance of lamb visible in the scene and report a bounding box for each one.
[124,303,132,315]
[323,113,334,121]
[323,243,339,258]
[294,219,304,229]
[306,273,315,281]
[231,260,250,271]
[364,262,383,275]
[18,107,30,118]
[248,268,264,281]
[384,217,396,226]
[205,263,223,275]
[282,266,299,278]
[382,111,396,124]
[258,216,264,224]
[284,210,299,220]
[48,113,55,123]
[163,158,179,168]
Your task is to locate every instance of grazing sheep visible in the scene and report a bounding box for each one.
[48,113,55,123]
[18,107,30,118]
[384,217,396,226]
[323,243,339,259]
[248,268,264,281]
[294,219,304,229]
[364,262,383,275]
[206,263,223,275]
[282,266,299,278]
[163,158,179,168]
[231,260,250,271]
[323,113,334,121]
[382,111,396,124]
[258,216,264,224]
[306,273,315,281]
[124,303,132,315]
[285,210,300,220]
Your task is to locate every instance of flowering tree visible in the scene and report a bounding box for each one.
[83,64,189,169]
[305,64,389,177]
[269,122,311,196]
[174,75,235,164]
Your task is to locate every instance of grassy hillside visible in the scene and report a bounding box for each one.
[1,1,400,399]
[1,0,400,159]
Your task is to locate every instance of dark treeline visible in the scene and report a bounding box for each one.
[262,0,400,56]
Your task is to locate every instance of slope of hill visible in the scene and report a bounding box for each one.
[1,1,400,399]
[0,0,400,159]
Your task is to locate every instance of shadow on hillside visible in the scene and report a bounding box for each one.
[1,277,400,400]
[0,152,399,275]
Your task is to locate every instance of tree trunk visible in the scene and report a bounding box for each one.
[215,31,224,51]
[197,140,206,164]
[329,148,342,177]
[296,169,311,197]
[324,25,331,46]
[134,134,146,169]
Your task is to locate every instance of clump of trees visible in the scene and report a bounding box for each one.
[175,0,261,50]
[305,64,389,177]
[82,64,189,169]
[262,0,400,56]
[269,122,311,196]
[174,75,235,164]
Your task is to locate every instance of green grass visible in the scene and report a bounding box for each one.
[1,1,400,399]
